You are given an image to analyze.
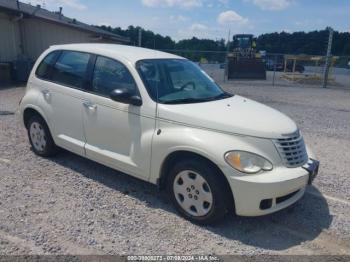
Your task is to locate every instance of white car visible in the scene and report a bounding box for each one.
[19,44,319,224]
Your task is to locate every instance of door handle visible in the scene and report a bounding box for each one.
[41,90,51,100]
[83,101,97,111]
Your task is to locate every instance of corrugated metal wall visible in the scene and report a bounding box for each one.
[0,12,21,62]
[21,18,95,61]
[0,12,105,63]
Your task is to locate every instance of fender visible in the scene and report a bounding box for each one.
[149,121,281,184]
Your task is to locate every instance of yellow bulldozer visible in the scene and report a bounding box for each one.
[227,34,266,80]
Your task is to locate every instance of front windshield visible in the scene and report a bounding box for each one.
[136,59,232,104]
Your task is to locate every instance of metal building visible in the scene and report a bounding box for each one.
[0,0,129,82]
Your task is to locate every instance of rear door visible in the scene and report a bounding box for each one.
[36,50,91,155]
[82,55,156,180]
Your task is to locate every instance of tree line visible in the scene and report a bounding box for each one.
[257,30,350,56]
[99,25,350,61]
[99,25,227,62]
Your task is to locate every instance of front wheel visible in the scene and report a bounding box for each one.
[167,158,232,224]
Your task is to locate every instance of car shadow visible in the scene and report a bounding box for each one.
[205,187,332,250]
[50,149,332,251]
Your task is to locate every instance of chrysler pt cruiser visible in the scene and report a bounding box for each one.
[19,44,319,224]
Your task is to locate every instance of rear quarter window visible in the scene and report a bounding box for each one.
[35,51,60,80]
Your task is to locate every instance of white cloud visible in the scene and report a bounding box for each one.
[29,0,87,10]
[217,10,248,26]
[189,23,208,31]
[218,0,229,6]
[170,15,188,23]
[248,0,292,11]
[177,23,220,39]
[141,0,203,9]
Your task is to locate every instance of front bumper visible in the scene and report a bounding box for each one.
[222,159,319,216]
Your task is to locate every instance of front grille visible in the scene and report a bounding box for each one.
[274,131,308,168]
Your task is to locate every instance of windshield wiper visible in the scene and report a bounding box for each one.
[211,92,233,100]
[161,97,209,104]
[161,93,233,104]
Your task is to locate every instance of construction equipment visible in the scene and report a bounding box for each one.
[227,34,266,80]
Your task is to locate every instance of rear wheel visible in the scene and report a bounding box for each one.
[27,115,58,157]
[167,158,232,224]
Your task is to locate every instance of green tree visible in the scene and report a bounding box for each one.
[98,25,350,58]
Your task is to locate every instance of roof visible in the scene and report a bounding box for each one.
[49,43,184,64]
[0,0,129,43]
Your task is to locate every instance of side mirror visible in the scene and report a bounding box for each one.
[110,88,142,106]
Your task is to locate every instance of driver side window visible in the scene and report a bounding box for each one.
[92,56,137,97]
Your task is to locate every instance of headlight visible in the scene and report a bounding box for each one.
[224,151,273,174]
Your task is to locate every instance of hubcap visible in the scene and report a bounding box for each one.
[173,170,213,217]
[29,122,46,152]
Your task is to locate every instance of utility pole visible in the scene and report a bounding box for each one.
[138,28,142,47]
[323,27,333,88]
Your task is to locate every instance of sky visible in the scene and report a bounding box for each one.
[28,0,350,41]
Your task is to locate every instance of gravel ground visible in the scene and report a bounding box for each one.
[0,84,350,256]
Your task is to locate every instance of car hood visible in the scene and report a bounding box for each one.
[158,95,298,139]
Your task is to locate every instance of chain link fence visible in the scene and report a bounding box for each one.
[162,49,350,89]
[2,48,350,89]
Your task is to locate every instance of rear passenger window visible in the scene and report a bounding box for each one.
[92,56,137,97]
[36,51,60,80]
[51,51,90,89]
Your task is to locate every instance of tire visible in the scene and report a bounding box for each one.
[27,115,58,157]
[167,158,232,224]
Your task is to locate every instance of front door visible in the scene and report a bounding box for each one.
[83,56,155,180]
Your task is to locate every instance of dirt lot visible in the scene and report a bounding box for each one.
[0,83,350,256]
